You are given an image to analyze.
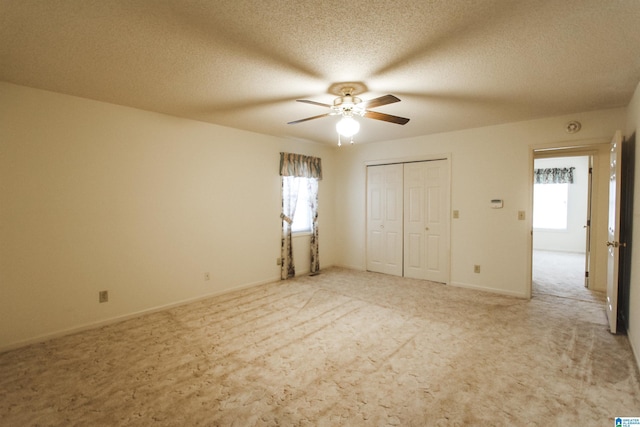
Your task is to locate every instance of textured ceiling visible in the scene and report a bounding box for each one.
[2,0,640,145]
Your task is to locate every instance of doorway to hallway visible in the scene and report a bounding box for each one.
[532,155,604,302]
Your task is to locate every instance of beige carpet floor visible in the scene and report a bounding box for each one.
[532,250,606,304]
[1,267,639,426]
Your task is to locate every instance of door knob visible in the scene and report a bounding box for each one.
[606,241,619,248]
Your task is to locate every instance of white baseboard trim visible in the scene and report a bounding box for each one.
[0,275,280,354]
[450,281,529,299]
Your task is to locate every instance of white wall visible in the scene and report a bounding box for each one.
[533,156,589,253]
[335,108,626,298]
[625,81,640,370]
[0,82,337,351]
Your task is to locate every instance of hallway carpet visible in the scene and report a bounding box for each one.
[533,250,606,304]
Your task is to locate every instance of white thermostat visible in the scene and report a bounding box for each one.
[491,199,503,209]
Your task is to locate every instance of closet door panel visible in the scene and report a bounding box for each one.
[404,160,450,282]
[366,164,403,276]
[406,233,422,269]
[426,234,441,270]
[423,161,449,283]
[404,163,426,279]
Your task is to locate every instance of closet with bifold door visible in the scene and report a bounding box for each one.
[366,159,450,283]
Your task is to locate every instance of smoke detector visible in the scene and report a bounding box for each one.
[565,121,581,133]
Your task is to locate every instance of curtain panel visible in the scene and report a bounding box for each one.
[308,178,320,275]
[279,152,322,279]
[279,152,323,180]
[534,167,575,184]
[280,176,300,279]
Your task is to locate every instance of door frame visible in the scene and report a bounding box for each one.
[527,139,610,299]
[364,153,452,282]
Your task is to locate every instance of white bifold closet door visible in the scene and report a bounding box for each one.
[367,160,450,283]
[403,161,449,282]
[366,163,404,276]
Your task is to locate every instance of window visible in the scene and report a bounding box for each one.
[291,178,312,233]
[279,152,322,278]
[533,183,569,229]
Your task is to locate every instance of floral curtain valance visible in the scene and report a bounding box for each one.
[279,152,323,180]
[534,167,575,184]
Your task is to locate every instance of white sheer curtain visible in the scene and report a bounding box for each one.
[281,176,302,279]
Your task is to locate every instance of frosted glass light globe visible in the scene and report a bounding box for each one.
[336,117,360,137]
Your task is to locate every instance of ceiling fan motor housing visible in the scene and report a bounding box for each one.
[333,95,364,116]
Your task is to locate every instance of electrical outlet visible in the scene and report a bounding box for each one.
[276,258,282,266]
[474,265,481,274]
[99,290,109,303]
[453,210,460,219]
[204,272,210,281]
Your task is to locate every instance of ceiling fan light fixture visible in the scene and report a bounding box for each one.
[336,116,360,137]
[288,85,409,145]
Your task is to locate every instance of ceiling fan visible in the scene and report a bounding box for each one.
[287,85,410,145]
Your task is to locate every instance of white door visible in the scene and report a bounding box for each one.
[366,164,403,276]
[584,158,593,288]
[606,131,623,334]
[404,160,450,283]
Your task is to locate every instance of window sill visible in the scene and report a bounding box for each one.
[292,231,312,238]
